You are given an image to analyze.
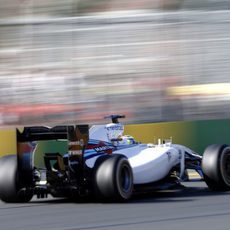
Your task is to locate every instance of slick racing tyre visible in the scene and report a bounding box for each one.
[94,154,133,201]
[0,155,33,203]
[202,144,230,191]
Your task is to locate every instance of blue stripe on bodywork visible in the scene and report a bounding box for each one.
[84,152,106,160]
[88,139,112,145]
[84,139,137,160]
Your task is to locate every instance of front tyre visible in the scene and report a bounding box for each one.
[94,154,133,201]
[0,155,33,203]
[202,144,230,191]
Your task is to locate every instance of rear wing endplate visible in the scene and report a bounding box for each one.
[16,125,89,186]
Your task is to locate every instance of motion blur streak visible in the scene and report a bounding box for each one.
[0,0,230,126]
[168,83,230,96]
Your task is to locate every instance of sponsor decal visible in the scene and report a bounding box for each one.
[106,125,124,131]
[166,152,172,160]
[86,140,113,155]
[68,139,84,146]
[94,145,112,152]
[69,150,82,156]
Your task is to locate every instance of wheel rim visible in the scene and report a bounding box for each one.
[220,147,230,186]
[118,163,132,194]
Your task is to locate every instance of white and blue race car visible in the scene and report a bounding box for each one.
[0,115,229,202]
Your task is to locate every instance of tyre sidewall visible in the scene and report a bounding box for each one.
[219,146,230,187]
[0,155,18,201]
[0,155,33,202]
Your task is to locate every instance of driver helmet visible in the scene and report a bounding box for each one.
[119,135,135,145]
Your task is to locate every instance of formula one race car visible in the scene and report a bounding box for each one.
[0,115,229,203]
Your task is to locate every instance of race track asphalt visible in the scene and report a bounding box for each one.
[0,180,230,230]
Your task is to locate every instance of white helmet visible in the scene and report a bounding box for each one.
[119,135,135,145]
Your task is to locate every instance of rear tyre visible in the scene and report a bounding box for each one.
[202,144,230,191]
[94,154,133,201]
[0,155,33,203]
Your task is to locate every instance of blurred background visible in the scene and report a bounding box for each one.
[0,0,230,126]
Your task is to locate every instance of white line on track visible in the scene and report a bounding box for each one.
[5,37,230,54]
[27,21,194,34]
[76,37,230,49]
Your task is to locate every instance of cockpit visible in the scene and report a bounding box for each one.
[89,123,136,146]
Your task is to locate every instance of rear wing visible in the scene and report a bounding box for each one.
[16,125,88,142]
[16,125,89,186]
